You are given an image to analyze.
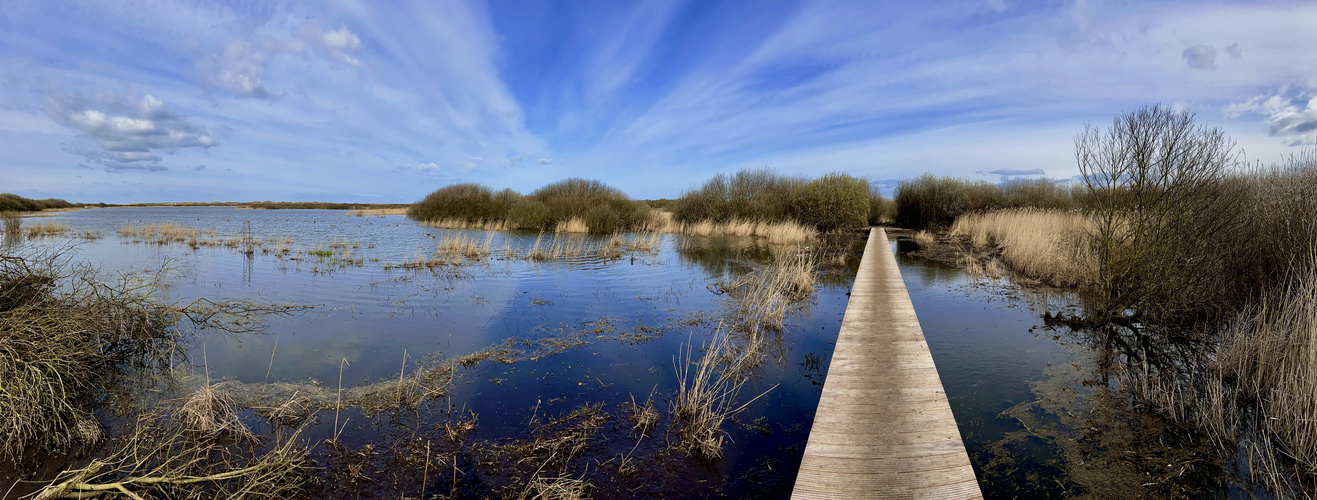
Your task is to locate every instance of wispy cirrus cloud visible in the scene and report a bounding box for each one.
[0,0,1313,203]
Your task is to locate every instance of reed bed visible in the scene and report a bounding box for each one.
[23,220,71,238]
[950,209,1098,287]
[1218,252,1317,477]
[348,208,409,217]
[420,218,509,231]
[648,213,818,244]
[554,217,589,234]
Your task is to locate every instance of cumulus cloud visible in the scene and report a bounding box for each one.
[1224,42,1242,59]
[298,23,363,67]
[48,92,216,169]
[1182,45,1217,70]
[1226,88,1317,146]
[536,158,553,164]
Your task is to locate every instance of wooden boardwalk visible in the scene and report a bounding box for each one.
[792,228,981,499]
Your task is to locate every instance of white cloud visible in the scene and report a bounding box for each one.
[299,23,363,67]
[536,158,553,164]
[1225,88,1317,146]
[1182,45,1217,70]
[48,92,216,167]
[986,0,1008,14]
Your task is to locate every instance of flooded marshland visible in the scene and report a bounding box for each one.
[3,208,1273,498]
[3,207,855,499]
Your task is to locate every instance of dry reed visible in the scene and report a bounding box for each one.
[672,327,778,459]
[950,209,1098,287]
[23,221,71,238]
[1218,251,1317,476]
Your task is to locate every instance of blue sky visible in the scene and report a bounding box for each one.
[1,0,1314,203]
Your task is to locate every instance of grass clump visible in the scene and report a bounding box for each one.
[2,211,20,237]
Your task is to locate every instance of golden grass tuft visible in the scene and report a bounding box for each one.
[178,383,259,442]
[554,217,589,234]
[23,221,71,238]
[950,208,1098,287]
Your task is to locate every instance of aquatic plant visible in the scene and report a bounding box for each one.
[1,212,20,237]
[672,327,778,459]
[23,220,71,238]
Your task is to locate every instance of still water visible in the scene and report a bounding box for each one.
[10,208,1248,498]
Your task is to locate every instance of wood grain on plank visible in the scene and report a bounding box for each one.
[791,228,981,499]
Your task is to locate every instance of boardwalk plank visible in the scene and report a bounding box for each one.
[791,228,981,499]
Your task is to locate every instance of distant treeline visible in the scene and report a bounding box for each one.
[407,171,898,234]
[0,194,76,212]
[96,201,411,209]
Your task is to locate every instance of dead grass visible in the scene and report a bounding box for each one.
[421,218,509,231]
[207,360,455,414]
[673,326,778,459]
[554,218,589,234]
[1218,252,1317,477]
[654,215,818,244]
[23,221,71,238]
[950,208,1099,287]
[31,406,310,500]
[518,476,591,500]
[625,394,659,436]
[349,208,409,216]
[717,246,816,333]
[178,383,259,443]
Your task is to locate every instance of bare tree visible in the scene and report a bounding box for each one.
[1076,105,1245,322]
